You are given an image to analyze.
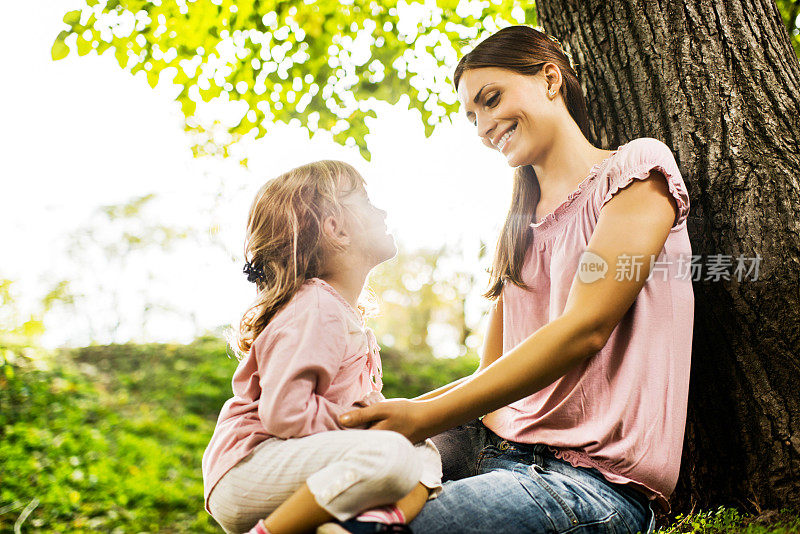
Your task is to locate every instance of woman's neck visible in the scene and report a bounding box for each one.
[531,123,613,203]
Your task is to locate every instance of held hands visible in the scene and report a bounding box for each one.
[339,398,435,444]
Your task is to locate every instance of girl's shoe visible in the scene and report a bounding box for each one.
[316,520,412,533]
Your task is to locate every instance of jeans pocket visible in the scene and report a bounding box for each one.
[569,469,651,534]
[527,463,637,533]
[527,463,582,527]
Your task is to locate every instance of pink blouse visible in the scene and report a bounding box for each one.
[201,278,382,511]
[482,137,693,513]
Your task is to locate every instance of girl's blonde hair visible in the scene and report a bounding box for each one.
[234,160,365,356]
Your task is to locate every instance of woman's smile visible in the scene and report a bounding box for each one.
[495,123,518,154]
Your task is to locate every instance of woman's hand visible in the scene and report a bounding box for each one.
[351,390,385,408]
[339,398,437,443]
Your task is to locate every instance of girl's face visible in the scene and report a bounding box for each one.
[340,187,396,267]
[457,67,558,168]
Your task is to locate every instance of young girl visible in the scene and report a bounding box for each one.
[202,160,442,534]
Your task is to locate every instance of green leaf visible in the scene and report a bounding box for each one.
[77,36,93,56]
[114,45,128,69]
[147,71,159,89]
[524,7,538,25]
[63,9,82,26]
[180,98,196,117]
[51,31,70,61]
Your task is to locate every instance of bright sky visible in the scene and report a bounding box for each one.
[1,0,513,351]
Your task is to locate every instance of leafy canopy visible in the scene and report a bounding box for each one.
[53,0,536,159]
[777,0,800,57]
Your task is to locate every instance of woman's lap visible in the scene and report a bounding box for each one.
[413,420,655,534]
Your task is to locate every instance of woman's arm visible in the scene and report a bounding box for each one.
[360,308,600,440]
[412,376,470,401]
[414,310,601,438]
[341,171,679,442]
[478,293,504,371]
[412,295,503,401]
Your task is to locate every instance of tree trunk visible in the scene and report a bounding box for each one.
[537,0,800,517]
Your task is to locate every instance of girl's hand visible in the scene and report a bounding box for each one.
[339,398,436,443]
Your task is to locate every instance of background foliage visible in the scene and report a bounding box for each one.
[3,339,800,532]
[368,244,484,358]
[4,0,796,531]
[778,0,800,56]
[51,0,536,159]
[51,0,800,160]
[0,337,476,532]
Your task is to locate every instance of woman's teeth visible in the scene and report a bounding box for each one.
[497,127,516,151]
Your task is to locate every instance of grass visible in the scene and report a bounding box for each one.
[0,337,475,533]
[1,337,798,533]
[0,337,236,533]
[654,506,800,533]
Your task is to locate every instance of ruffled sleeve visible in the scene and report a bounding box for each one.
[597,138,690,229]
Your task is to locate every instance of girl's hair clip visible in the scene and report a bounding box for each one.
[243,261,266,283]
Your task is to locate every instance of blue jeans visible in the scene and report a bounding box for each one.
[410,420,656,533]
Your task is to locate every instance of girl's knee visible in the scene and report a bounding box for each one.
[354,431,421,499]
[210,507,262,534]
[369,430,417,464]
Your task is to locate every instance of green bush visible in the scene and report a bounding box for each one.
[3,339,798,533]
[379,346,478,399]
[0,337,475,532]
[0,339,237,533]
[654,506,800,533]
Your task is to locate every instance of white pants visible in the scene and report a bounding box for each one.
[208,430,443,534]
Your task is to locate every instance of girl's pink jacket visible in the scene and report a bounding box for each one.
[201,279,382,512]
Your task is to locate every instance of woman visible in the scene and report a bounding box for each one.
[341,25,693,533]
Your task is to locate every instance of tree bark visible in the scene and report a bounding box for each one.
[537,0,800,517]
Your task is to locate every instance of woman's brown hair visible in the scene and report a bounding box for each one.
[453,25,593,299]
[234,160,365,356]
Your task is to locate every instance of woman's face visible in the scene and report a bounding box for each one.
[457,66,558,168]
